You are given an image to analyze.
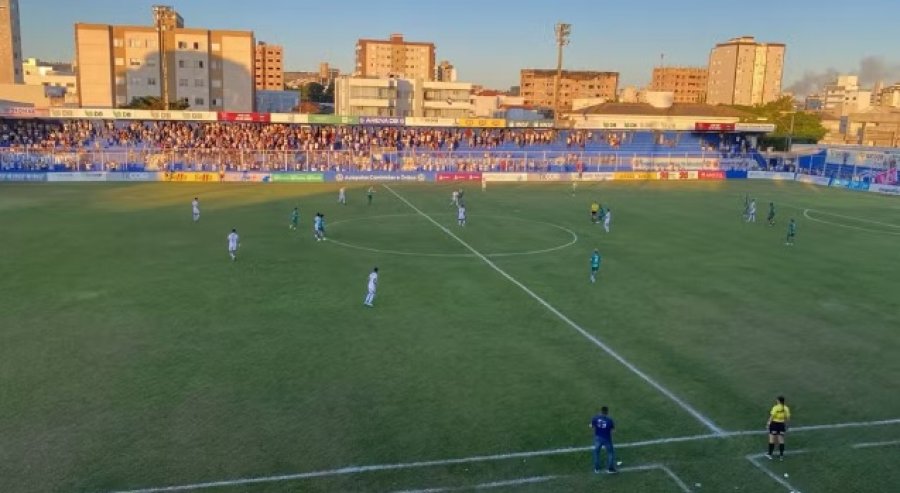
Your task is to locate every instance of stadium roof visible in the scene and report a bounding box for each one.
[573,103,750,118]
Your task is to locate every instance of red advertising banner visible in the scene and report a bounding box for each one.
[217,112,271,123]
[698,170,726,180]
[437,172,483,182]
[695,122,735,132]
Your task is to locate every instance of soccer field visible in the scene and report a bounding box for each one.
[1,180,898,493]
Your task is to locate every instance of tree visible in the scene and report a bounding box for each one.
[730,96,827,150]
[122,96,190,110]
[298,82,334,104]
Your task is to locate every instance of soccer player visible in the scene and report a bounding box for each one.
[227,228,239,261]
[192,197,200,222]
[767,202,776,226]
[747,199,757,223]
[364,267,378,307]
[603,208,612,233]
[785,218,796,246]
[589,406,617,474]
[766,396,791,461]
[590,201,600,223]
[590,249,601,283]
[290,207,299,230]
[457,188,465,207]
[313,213,322,241]
[450,189,459,206]
[367,186,375,205]
[481,179,487,192]
[457,204,467,226]
[338,187,347,205]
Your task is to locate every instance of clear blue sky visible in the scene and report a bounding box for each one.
[19,0,900,92]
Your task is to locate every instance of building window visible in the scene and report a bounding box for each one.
[193,42,201,50]
[211,98,220,106]
[129,58,141,67]
[211,43,221,51]
[178,41,188,49]
[210,61,219,70]
[212,79,222,88]
[179,78,188,87]
[130,76,142,86]
[115,76,125,86]
[195,79,204,87]
[148,78,157,86]
[116,95,127,105]
[146,58,156,67]
[114,58,124,66]
[194,97,205,105]
[178,60,185,68]
[198,60,204,69]
[113,38,124,48]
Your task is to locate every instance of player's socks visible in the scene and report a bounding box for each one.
[768,443,775,456]
[778,444,784,457]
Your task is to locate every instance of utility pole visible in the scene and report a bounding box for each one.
[153,6,170,110]
[552,22,571,127]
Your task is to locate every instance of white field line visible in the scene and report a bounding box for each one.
[852,439,900,449]
[382,184,724,436]
[802,209,900,236]
[746,452,807,492]
[108,417,900,493]
[393,464,689,493]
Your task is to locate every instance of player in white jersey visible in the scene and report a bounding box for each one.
[364,267,379,307]
[450,190,459,206]
[603,208,611,233]
[338,187,347,205]
[227,228,240,261]
[192,197,200,222]
[747,199,757,223]
[457,204,467,226]
[313,213,323,241]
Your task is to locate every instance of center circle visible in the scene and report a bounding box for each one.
[327,213,578,258]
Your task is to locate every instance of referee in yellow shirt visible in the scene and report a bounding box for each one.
[766,395,791,460]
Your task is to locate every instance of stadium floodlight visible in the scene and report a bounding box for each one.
[553,22,572,127]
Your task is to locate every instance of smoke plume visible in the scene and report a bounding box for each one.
[786,56,900,96]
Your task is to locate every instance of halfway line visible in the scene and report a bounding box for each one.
[382,184,724,436]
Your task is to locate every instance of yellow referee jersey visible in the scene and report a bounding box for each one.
[770,404,791,423]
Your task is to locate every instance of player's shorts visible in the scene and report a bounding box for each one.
[228,247,237,253]
[591,266,599,273]
[768,421,786,435]
[368,288,376,295]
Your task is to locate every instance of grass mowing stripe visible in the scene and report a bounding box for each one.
[108,417,900,493]
[382,184,725,436]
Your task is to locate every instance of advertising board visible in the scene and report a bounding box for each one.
[105,172,160,182]
[527,172,573,181]
[576,172,615,181]
[747,171,794,180]
[657,170,699,181]
[358,116,405,126]
[869,184,900,195]
[506,120,555,128]
[456,118,505,128]
[217,112,271,123]
[695,122,736,132]
[163,172,221,182]
[308,115,360,125]
[794,174,831,186]
[698,170,726,180]
[613,172,655,180]
[0,172,46,181]
[46,172,108,182]
[482,172,527,182]
[271,173,325,183]
[223,172,272,182]
[437,172,483,182]
[405,117,456,127]
[330,172,431,182]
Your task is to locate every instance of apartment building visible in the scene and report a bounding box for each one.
[355,33,435,81]
[0,0,23,84]
[255,42,283,90]
[519,69,619,112]
[335,76,472,118]
[706,36,785,106]
[650,66,708,103]
[22,58,78,105]
[74,6,254,111]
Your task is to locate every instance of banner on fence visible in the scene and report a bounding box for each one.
[358,116,405,126]
[698,170,726,180]
[456,118,505,128]
[482,172,527,182]
[271,173,325,183]
[47,108,217,121]
[869,184,900,195]
[506,120,555,128]
[308,115,360,125]
[613,172,656,180]
[163,172,221,182]
[747,171,794,180]
[794,174,830,186]
[330,172,431,182]
[223,172,272,182]
[577,172,615,181]
[105,172,159,182]
[657,170,699,181]
[270,114,310,124]
[437,172,483,182]
[0,172,46,181]
[217,112,271,123]
[405,117,456,127]
[0,106,48,118]
[528,172,573,181]
[46,172,108,182]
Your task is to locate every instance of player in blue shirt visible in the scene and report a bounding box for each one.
[589,406,617,474]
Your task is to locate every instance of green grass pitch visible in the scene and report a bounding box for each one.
[1,180,898,492]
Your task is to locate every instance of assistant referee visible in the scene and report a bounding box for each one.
[766,395,791,460]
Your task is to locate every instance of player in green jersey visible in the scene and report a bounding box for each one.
[785,218,796,246]
[290,207,299,230]
[767,202,776,226]
[590,249,602,283]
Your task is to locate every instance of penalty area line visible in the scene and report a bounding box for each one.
[382,184,724,436]
[108,417,900,493]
